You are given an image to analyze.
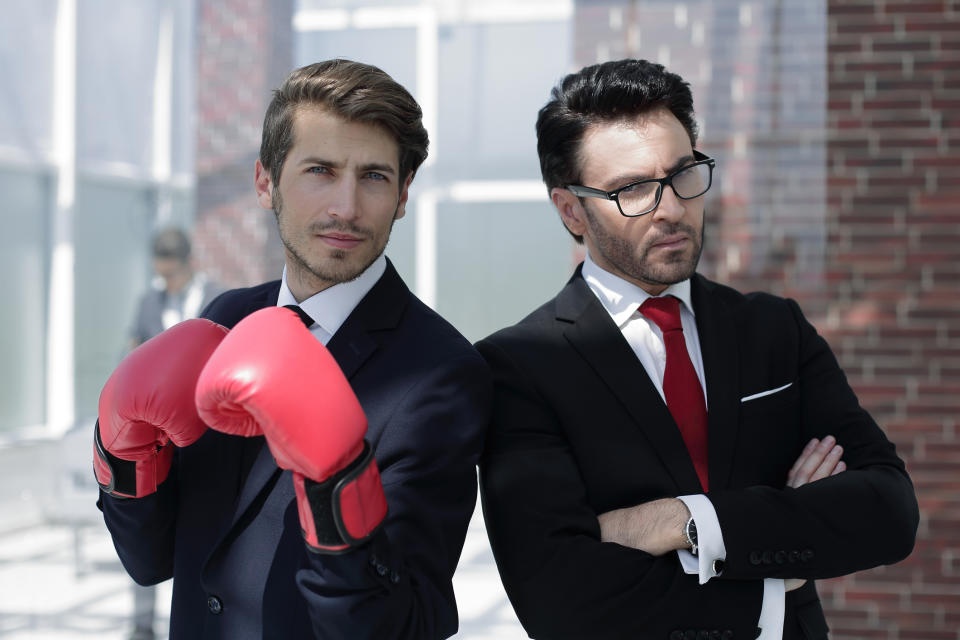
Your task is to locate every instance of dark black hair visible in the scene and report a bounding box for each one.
[536,59,699,240]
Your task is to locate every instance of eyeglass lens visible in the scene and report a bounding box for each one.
[618,163,711,216]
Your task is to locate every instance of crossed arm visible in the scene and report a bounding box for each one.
[597,435,847,592]
[597,435,846,556]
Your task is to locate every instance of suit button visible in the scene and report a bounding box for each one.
[684,630,697,640]
[207,596,223,615]
[390,570,400,584]
[376,564,388,576]
[749,551,762,565]
[800,548,815,563]
[697,631,709,639]
[774,550,787,565]
[368,554,379,566]
[788,550,800,563]
[710,631,721,640]
[762,550,774,565]
[670,632,683,640]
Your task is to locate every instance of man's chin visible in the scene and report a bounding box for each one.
[640,262,698,287]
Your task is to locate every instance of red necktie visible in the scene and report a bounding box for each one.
[639,296,709,491]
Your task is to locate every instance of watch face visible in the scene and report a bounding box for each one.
[686,519,698,544]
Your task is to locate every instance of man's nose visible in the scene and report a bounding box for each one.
[327,179,359,220]
[651,184,686,222]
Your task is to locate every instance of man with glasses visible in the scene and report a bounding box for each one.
[477,59,917,639]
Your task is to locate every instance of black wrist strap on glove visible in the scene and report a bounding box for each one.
[94,420,138,497]
[301,441,386,553]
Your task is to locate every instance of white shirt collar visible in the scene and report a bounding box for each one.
[582,251,695,328]
[276,255,387,338]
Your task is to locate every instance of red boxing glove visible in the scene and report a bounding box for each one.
[95,318,229,498]
[195,306,387,553]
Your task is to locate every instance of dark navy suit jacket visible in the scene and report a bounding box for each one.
[477,268,918,640]
[100,260,491,639]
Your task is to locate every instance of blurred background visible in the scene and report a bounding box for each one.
[0,0,958,637]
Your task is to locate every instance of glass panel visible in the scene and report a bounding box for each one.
[74,180,156,421]
[435,21,571,183]
[295,27,417,95]
[77,0,162,169]
[435,201,574,342]
[0,1,57,155]
[0,169,51,431]
[170,0,196,177]
[298,0,419,10]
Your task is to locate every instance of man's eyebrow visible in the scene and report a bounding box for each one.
[602,154,696,190]
[358,162,396,175]
[299,156,342,169]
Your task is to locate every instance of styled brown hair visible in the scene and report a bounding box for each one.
[260,59,429,186]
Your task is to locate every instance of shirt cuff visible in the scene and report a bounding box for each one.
[676,494,725,585]
[756,579,786,640]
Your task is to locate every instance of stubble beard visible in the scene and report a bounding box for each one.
[584,202,705,289]
[273,186,395,289]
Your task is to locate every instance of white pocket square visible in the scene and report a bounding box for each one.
[740,382,793,403]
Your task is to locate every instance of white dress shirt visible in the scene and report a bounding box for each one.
[275,255,387,346]
[582,252,785,639]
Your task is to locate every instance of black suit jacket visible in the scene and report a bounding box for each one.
[477,268,918,640]
[100,260,491,639]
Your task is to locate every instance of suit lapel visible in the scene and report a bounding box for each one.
[692,274,741,492]
[559,272,702,492]
[222,261,408,532]
[324,261,408,379]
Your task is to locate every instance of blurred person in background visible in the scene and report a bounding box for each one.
[94,59,490,639]
[477,59,919,640]
[125,226,222,640]
[129,227,223,350]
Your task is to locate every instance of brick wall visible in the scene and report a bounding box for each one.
[819,1,960,637]
[575,0,960,636]
[193,0,293,288]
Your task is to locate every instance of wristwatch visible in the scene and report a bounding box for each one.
[684,517,698,556]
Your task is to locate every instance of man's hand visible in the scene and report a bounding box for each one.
[597,498,691,556]
[786,435,845,488]
[783,435,846,591]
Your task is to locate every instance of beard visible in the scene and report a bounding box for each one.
[583,201,704,289]
[273,186,397,288]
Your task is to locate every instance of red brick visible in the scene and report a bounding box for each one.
[904,18,960,32]
[836,21,898,35]
[872,38,937,52]
[885,2,950,13]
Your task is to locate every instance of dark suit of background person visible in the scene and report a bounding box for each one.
[97,60,491,639]
[477,59,919,640]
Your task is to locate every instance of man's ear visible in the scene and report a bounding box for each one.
[551,187,588,238]
[254,159,275,210]
[394,173,414,220]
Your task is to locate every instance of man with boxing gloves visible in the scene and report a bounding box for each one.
[96,59,491,639]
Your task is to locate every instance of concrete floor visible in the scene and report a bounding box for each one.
[0,436,527,639]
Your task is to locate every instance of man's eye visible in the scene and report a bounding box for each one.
[365,172,387,181]
[307,166,329,175]
[620,181,655,194]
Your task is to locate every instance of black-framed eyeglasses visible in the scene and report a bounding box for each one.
[566,150,716,218]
